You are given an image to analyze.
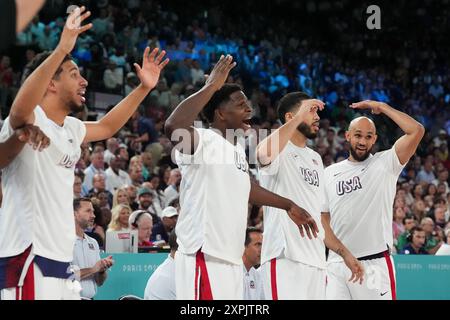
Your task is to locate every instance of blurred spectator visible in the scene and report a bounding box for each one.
[103,59,123,93]
[151,206,178,244]
[164,168,181,206]
[105,155,132,193]
[104,138,119,165]
[107,204,132,232]
[399,227,428,255]
[129,210,154,247]
[420,217,443,254]
[416,160,436,184]
[435,229,450,255]
[126,184,139,210]
[88,173,113,208]
[392,206,406,241]
[112,187,130,208]
[74,174,83,199]
[395,215,418,252]
[83,151,105,193]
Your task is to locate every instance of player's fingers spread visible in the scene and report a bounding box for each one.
[79,23,93,33]
[149,47,159,61]
[155,50,166,63]
[159,58,170,69]
[80,10,91,22]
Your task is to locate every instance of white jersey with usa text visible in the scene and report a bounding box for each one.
[174,128,251,265]
[322,147,405,262]
[258,142,326,269]
[0,106,86,262]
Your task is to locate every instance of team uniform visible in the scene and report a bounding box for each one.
[72,234,102,299]
[0,106,85,300]
[174,128,251,300]
[258,142,326,299]
[144,255,176,300]
[323,147,404,300]
[243,266,265,300]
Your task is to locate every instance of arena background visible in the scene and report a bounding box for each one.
[0,0,449,301]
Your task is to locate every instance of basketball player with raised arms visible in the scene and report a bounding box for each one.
[165,55,319,300]
[256,92,364,299]
[323,100,424,300]
[0,6,168,300]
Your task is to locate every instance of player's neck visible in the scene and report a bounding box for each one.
[242,256,252,272]
[290,132,307,148]
[40,96,69,126]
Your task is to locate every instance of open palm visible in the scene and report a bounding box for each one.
[134,47,170,90]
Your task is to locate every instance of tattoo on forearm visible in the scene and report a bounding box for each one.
[336,247,344,257]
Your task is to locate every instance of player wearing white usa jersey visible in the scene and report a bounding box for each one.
[0,7,169,300]
[257,92,363,300]
[165,56,318,300]
[323,100,425,300]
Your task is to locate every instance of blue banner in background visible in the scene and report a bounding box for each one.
[96,254,450,300]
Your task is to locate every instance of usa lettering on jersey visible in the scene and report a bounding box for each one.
[58,153,79,169]
[300,167,319,187]
[336,176,362,196]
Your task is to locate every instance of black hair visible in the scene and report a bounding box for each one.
[244,227,263,246]
[73,197,92,212]
[168,230,178,251]
[402,214,417,225]
[202,83,242,123]
[277,91,312,124]
[22,51,73,84]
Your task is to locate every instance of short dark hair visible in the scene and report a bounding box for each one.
[168,230,178,251]
[409,226,425,240]
[73,197,92,212]
[202,83,242,123]
[22,51,73,84]
[245,227,263,246]
[277,91,312,124]
[403,214,417,225]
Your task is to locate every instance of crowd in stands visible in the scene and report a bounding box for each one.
[0,0,449,255]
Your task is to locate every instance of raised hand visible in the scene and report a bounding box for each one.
[205,54,236,91]
[15,124,50,151]
[287,203,319,239]
[294,98,325,121]
[57,6,93,55]
[350,100,386,115]
[134,47,170,90]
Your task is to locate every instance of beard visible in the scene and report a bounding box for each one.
[349,144,373,161]
[69,100,85,113]
[297,122,317,139]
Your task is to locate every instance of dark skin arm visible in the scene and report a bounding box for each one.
[249,181,319,239]
[164,55,236,154]
[0,124,50,169]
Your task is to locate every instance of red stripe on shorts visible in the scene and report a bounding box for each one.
[15,263,35,300]
[195,251,213,300]
[270,258,278,300]
[383,252,396,300]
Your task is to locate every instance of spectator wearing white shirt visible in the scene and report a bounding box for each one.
[243,227,265,300]
[144,231,177,300]
[103,60,123,93]
[83,150,105,193]
[164,168,181,206]
[104,138,119,165]
[105,154,132,193]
